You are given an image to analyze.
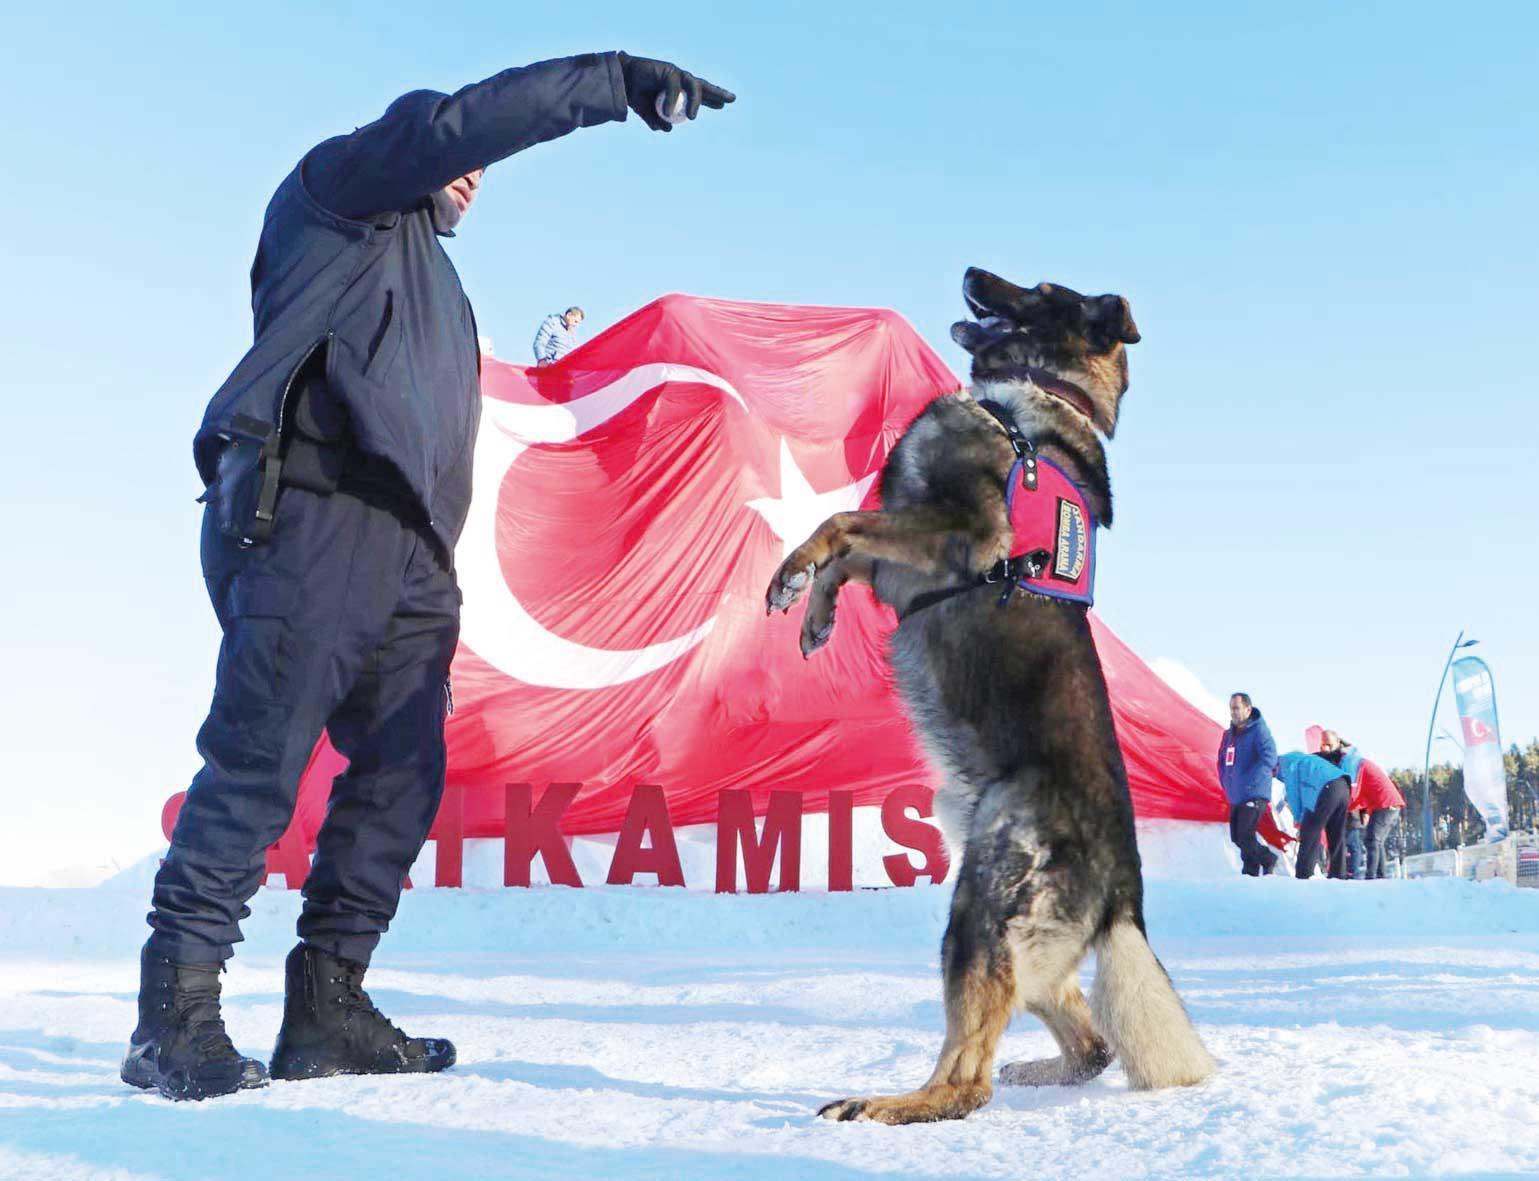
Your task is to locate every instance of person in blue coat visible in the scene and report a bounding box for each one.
[1276,751,1354,879]
[1218,692,1280,875]
[533,306,585,364]
[127,53,735,1104]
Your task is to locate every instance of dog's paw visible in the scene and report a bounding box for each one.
[817,1097,871,1122]
[800,608,836,657]
[998,1058,1063,1086]
[765,560,815,615]
[817,1088,986,1125]
[800,622,833,658]
[999,1047,1111,1087]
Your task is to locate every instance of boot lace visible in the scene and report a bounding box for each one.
[331,961,409,1046]
[175,976,240,1064]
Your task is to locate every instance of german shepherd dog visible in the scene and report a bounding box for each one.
[764,268,1215,1124]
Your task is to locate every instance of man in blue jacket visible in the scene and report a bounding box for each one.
[125,53,734,1103]
[1276,751,1354,879]
[533,306,585,363]
[1218,692,1280,876]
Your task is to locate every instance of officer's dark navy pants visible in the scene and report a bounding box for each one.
[148,475,459,967]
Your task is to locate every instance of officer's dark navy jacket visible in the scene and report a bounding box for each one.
[196,53,628,553]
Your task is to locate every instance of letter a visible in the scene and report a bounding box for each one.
[607,785,685,886]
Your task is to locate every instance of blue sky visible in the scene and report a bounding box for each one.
[1,1,1535,879]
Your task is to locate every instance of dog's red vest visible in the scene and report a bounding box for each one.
[1004,455,1097,605]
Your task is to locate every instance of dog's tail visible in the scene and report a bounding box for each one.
[1090,913,1215,1090]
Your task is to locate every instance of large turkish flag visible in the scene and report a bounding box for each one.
[288,295,1242,846]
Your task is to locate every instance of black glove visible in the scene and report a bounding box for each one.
[616,52,735,132]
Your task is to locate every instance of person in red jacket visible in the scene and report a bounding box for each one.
[1356,759,1406,878]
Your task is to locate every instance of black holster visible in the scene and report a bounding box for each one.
[198,415,283,547]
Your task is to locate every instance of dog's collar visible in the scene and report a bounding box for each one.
[983,366,1098,426]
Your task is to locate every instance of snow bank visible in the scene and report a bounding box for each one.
[4,871,1536,965]
[5,875,1539,1179]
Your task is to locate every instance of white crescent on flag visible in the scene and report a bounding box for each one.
[455,364,748,690]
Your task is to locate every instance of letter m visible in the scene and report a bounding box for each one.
[716,789,802,893]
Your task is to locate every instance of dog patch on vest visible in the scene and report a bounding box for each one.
[1053,499,1089,582]
[1005,456,1097,605]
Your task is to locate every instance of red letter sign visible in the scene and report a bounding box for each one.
[716,789,803,893]
[881,784,949,887]
[433,782,464,888]
[607,785,685,886]
[504,782,583,887]
[827,789,854,892]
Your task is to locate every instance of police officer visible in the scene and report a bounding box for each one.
[124,53,734,1102]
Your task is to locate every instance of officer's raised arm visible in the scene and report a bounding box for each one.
[302,53,628,221]
[302,51,735,222]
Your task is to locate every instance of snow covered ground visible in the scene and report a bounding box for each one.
[4,869,1539,1180]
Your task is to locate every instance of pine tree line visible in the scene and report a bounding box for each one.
[1386,738,1539,853]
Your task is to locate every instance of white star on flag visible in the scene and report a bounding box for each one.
[747,439,879,559]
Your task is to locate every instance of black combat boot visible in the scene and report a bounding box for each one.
[121,942,269,1100]
[269,943,455,1081]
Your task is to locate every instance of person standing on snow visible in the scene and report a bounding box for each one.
[1219,692,1280,876]
[1355,758,1407,878]
[1319,731,1366,878]
[1318,730,1361,775]
[125,53,734,1103]
[1319,731,1404,878]
[1276,751,1353,879]
[1343,809,1367,878]
[533,305,585,364]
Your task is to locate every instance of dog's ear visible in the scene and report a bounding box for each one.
[1084,294,1140,346]
[963,267,1039,320]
